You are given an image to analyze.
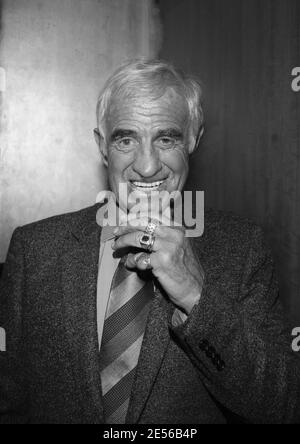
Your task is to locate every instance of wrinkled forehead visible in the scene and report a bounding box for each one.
[106,86,190,131]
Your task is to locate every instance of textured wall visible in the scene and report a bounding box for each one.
[159,0,300,323]
[0,0,161,261]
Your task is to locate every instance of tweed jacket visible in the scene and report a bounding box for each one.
[0,204,300,424]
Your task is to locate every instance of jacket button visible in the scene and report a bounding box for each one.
[217,360,225,371]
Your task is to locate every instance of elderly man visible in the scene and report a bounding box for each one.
[0,60,300,424]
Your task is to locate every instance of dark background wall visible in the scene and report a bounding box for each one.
[159,0,300,323]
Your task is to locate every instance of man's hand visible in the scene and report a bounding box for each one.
[112,218,205,315]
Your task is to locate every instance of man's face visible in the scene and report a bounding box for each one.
[102,88,193,211]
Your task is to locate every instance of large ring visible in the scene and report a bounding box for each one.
[142,254,152,269]
[139,233,155,252]
[145,219,159,236]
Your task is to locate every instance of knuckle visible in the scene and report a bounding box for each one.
[135,252,143,263]
[159,250,171,266]
[157,227,167,238]
[126,254,136,269]
[139,252,147,262]
[115,237,122,248]
[127,253,135,263]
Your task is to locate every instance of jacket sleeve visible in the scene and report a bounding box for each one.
[170,226,300,424]
[0,228,29,423]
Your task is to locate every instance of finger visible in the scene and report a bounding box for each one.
[125,253,139,269]
[120,211,172,226]
[125,251,169,274]
[119,212,158,225]
[115,219,184,240]
[112,231,163,252]
[114,216,162,237]
[114,217,151,236]
[127,212,171,226]
[125,252,152,270]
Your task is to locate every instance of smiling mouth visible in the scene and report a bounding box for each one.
[130,180,167,191]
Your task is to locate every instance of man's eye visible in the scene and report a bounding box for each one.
[115,138,138,150]
[156,137,175,149]
[121,138,131,145]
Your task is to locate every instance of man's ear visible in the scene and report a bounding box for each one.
[188,125,205,154]
[94,128,108,167]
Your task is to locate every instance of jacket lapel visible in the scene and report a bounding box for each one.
[60,207,104,422]
[126,284,174,424]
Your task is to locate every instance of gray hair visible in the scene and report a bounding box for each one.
[96,59,204,148]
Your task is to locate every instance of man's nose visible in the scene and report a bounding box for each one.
[132,144,162,178]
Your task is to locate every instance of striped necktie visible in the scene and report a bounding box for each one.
[99,256,154,424]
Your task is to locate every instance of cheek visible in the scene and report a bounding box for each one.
[161,148,189,176]
[107,150,131,177]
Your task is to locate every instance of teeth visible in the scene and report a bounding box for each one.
[133,180,164,188]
